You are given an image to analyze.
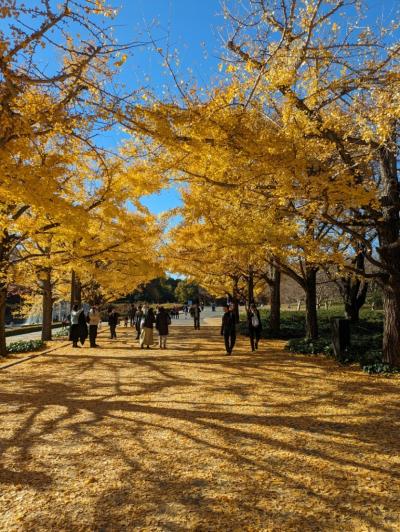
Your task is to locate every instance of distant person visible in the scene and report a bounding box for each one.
[108,307,119,339]
[190,303,201,330]
[124,314,129,327]
[88,305,101,348]
[155,306,171,349]
[247,303,262,351]
[221,304,236,355]
[140,307,155,349]
[128,304,137,327]
[69,303,88,348]
[135,305,144,339]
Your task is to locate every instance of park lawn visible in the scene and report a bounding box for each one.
[0,325,399,531]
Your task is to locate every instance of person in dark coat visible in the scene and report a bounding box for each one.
[221,304,236,355]
[247,303,262,351]
[88,305,101,348]
[108,307,119,339]
[69,304,88,348]
[155,306,171,349]
[135,305,143,339]
[128,304,137,327]
[190,303,201,330]
[140,307,155,349]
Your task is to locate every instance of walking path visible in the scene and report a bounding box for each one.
[0,326,399,531]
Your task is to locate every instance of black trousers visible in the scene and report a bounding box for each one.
[89,325,98,347]
[249,327,261,351]
[224,331,236,354]
[194,317,200,329]
[110,324,117,338]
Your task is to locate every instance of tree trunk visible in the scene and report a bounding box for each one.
[70,270,82,310]
[382,278,400,366]
[232,277,240,323]
[344,281,368,323]
[41,270,53,341]
[304,268,318,340]
[339,245,368,323]
[269,266,281,336]
[248,265,254,305]
[377,129,400,366]
[0,284,7,357]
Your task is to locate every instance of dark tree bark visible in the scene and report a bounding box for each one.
[269,266,281,336]
[337,246,368,322]
[0,284,7,357]
[304,267,319,340]
[41,269,53,341]
[377,132,400,366]
[247,265,254,305]
[232,276,240,323]
[70,270,82,310]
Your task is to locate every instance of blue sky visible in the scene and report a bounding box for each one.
[110,0,226,215]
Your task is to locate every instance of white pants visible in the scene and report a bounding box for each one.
[159,335,167,348]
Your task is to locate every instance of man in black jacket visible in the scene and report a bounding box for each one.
[221,304,236,355]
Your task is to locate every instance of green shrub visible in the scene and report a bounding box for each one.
[7,339,45,354]
[54,327,69,338]
[286,337,333,356]
[362,363,400,375]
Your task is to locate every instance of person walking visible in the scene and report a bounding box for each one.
[88,305,101,348]
[134,305,144,339]
[69,303,88,348]
[191,302,201,330]
[108,307,119,339]
[221,304,236,355]
[247,303,262,351]
[128,304,136,327]
[140,307,155,349]
[155,306,171,349]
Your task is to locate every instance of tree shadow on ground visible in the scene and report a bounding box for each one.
[0,326,399,530]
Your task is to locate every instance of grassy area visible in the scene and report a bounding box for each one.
[239,307,388,372]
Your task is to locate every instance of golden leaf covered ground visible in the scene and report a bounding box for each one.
[0,326,399,531]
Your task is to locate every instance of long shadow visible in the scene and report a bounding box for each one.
[0,326,399,530]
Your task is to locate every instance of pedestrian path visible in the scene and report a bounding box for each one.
[0,326,399,530]
[169,306,224,327]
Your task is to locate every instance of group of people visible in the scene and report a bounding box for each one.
[221,303,262,355]
[69,301,263,355]
[69,304,102,348]
[68,303,173,350]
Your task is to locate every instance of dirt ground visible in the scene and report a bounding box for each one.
[0,326,399,531]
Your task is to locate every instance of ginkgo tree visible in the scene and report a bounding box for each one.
[225,0,400,364]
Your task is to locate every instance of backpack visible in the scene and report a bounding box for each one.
[251,314,259,328]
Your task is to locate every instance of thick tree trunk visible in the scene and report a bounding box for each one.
[269,266,281,336]
[382,277,400,366]
[247,266,254,305]
[41,271,53,341]
[304,268,319,340]
[377,130,400,366]
[232,277,240,323]
[344,280,368,323]
[70,270,82,310]
[0,284,7,357]
[340,246,368,323]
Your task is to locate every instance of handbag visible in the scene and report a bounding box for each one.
[251,314,259,328]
